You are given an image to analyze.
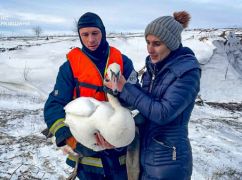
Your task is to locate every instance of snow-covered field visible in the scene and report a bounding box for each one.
[0,29,242,179]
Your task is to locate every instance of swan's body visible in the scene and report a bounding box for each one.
[64,94,135,151]
[64,63,135,151]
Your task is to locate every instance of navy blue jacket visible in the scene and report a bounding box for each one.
[44,49,134,175]
[120,46,201,179]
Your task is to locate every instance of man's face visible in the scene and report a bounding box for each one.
[79,27,102,51]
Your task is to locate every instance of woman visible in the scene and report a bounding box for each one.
[109,11,201,179]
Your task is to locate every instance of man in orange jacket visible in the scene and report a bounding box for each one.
[44,12,137,179]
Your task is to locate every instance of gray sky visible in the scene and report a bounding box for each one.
[0,0,242,35]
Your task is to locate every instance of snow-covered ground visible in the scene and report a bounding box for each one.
[0,29,242,179]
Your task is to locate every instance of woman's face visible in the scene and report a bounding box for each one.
[146,34,171,63]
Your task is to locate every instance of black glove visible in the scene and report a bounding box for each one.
[134,113,146,125]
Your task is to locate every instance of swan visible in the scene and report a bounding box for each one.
[64,63,135,151]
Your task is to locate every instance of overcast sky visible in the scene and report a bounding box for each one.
[0,0,242,35]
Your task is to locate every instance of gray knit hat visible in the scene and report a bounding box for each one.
[145,11,190,51]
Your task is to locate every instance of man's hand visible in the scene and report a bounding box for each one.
[61,145,79,156]
[95,132,114,149]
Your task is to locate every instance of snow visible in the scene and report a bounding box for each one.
[0,30,242,179]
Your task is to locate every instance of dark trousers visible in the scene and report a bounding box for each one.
[141,172,191,180]
[77,169,128,180]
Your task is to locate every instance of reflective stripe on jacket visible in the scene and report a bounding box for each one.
[66,153,126,175]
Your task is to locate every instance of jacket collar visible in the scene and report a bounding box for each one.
[146,45,198,77]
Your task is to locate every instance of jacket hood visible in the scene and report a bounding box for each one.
[77,12,109,61]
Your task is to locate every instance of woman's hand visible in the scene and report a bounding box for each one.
[95,132,114,149]
[117,75,127,92]
[104,74,126,92]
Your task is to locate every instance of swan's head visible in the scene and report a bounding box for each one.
[106,63,121,95]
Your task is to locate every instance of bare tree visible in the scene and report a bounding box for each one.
[73,18,78,35]
[23,62,31,81]
[32,26,43,37]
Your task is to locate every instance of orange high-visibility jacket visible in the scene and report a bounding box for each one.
[67,46,124,101]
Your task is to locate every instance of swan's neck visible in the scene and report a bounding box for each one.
[107,93,121,108]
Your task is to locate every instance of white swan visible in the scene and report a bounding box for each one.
[64,63,135,151]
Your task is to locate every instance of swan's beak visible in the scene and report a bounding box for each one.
[110,70,120,95]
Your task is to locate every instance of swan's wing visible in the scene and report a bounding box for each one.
[64,97,101,117]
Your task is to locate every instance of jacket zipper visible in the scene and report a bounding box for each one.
[148,63,157,93]
[88,49,111,101]
[149,73,155,93]
[152,137,177,160]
